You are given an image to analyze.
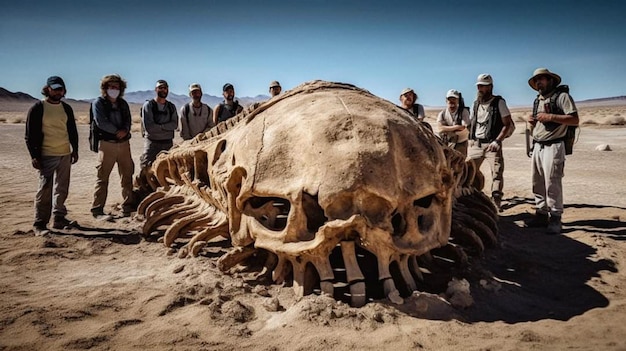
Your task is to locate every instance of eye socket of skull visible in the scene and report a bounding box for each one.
[243,196,291,231]
[391,193,438,237]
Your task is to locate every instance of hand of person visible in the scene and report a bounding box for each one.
[116,129,128,139]
[31,158,41,169]
[71,151,79,164]
[455,125,466,131]
[487,140,501,152]
[535,112,554,123]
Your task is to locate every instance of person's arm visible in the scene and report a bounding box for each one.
[180,105,190,139]
[92,98,118,135]
[213,104,221,126]
[64,103,79,163]
[161,104,179,131]
[142,101,159,135]
[417,104,426,121]
[536,93,579,126]
[25,102,43,168]
[487,100,512,152]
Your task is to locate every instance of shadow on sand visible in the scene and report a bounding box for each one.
[48,223,142,245]
[464,196,621,323]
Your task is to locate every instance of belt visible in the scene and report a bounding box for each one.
[102,139,128,144]
[534,137,564,146]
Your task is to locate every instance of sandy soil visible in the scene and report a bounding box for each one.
[1,108,626,350]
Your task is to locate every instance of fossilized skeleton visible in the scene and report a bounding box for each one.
[137,81,498,307]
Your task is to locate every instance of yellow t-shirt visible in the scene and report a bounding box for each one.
[41,101,71,156]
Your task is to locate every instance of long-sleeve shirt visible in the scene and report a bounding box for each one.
[142,99,178,141]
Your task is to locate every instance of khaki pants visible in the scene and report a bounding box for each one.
[531,141,565,216]
[92,140,135,213]
[35,155,71,225]
[467,140,504,197]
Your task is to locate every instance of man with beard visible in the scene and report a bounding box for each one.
[468,73,514,211]
[25,76,79,235]
[180,83,214,141]
[399,87,426,122]
[437,89,470,156]
[90,74,134,220]
[213,83,243,125]
[139,79,178,169]
[525,68,579,234]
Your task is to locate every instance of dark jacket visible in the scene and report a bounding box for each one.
[25,100,79,160]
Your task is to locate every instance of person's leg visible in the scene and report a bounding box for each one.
[117,140,136,214]
[52,155,72,224]
[34,156,59,227]
[545,142,566,234]
[92,141,117,215]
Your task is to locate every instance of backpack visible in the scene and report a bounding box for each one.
[216,101,241,123]
[140,99,176,137]
[470,95,503,142]
[532,85,578,155]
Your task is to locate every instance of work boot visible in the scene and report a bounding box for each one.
[33,221,50,236]
[546,215,562,235]
[92,208,114,222]
[52,216,77,229]
[524,211,549,228]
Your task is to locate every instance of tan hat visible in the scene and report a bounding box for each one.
[476,74,493,86]
[528,68,561,90]
[189,83,202,93]
[269,80,281,88]
[446,89,460,99]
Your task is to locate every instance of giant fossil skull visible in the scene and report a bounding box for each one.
[138,81,498,307]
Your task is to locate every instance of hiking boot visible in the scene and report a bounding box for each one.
[524,212,549,228]
[92,208,114,222]
[546,215,562,235]
[33,222,50,236]
[52,216,77,230]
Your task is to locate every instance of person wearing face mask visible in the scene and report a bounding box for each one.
[25,76,79,235]
[90,74,134,220]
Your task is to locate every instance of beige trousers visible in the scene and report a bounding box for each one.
[91,140,135,213]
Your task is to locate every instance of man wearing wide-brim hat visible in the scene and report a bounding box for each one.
[524,67,579,235]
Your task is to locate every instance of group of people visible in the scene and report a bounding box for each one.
[25,68,577,236]
[398,68,578,234]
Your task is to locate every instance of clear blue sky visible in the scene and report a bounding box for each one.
[1,0,625,106]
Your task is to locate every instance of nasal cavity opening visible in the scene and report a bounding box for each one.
[245,197,291,231]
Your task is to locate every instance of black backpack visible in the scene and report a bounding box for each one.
[532,85,578,155]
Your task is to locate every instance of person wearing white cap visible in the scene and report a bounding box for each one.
[437,89,470,156]
[467,73,515,211]
[524,68,579,234]
[180,83,214,140]
[399,87,426,122]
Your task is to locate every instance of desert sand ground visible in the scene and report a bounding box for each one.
[1,104,626,351]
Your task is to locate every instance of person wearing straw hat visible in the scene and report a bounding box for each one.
[524,68,579,234]
[437,89,470,156]
[468,73,514,212]
[180,83,214,141]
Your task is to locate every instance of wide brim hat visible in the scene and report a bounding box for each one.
[400,87,417,99]
[528,68,561,90]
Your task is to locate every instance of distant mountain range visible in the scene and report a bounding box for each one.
[0,87,270,108]
[1,86,624,108]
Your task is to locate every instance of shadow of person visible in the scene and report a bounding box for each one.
[49,223,142,245]
[463,200,621,323]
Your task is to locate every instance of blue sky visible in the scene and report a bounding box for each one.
[1,0,625,106]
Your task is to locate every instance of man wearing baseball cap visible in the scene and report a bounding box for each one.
[467,73,515,212]
[25,75,79,235]
[525,68,579,234]
[437,89,470,156]
[269,81,282,97]
[213,83,243,125]
[180,83,214,140]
